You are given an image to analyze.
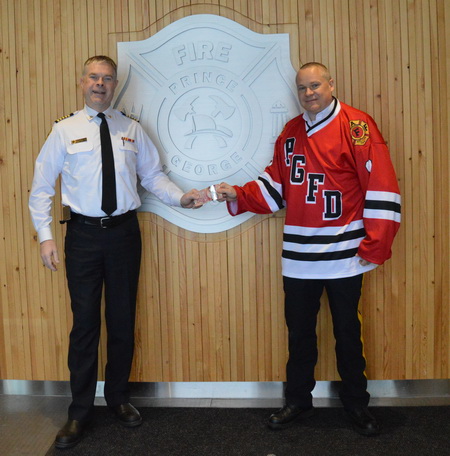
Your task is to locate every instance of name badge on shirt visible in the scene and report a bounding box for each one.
[121,137,135,145]
[71,137,88,144]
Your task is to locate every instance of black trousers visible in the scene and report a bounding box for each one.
[283,275,370,409]
[64,213,142,421]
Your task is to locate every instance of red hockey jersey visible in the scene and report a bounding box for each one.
[228,99,401,279]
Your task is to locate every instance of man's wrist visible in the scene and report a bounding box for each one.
[38,227,53,244]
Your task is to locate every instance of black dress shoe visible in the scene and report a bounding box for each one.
[55,419,84,449]
[268,404,314,430]
[111,403,143,427]
[345,407,380,436]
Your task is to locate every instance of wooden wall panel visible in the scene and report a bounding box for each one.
[0,0,448,382]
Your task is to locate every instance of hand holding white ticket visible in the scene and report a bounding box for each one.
[214,182,237,202]
[196,183,236,205]
[209,184,218,201]
[195,185,221,205]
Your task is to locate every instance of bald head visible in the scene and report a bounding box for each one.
[296,62,334,120]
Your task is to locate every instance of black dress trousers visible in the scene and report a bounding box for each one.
[283,274,370,409]
[64,213,142,422]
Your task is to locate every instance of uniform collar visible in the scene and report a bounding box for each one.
[84,105,115,121]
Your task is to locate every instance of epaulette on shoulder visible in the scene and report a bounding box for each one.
[54,112,74,123]
[121,111,140,122]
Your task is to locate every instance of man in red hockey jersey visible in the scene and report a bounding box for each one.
[216,62,401,436]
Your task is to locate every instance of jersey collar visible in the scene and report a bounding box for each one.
[303,97,341,137]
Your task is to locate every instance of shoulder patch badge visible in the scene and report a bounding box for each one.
[54,113,74,123]
[121,111,140,122]
[350,120,369,145]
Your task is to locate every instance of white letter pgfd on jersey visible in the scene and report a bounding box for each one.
[286,140,343,220]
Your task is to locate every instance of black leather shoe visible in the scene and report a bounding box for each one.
[111,403,143,427]
[55,419,84,449]
[345,407,380,436]
[268,404,314,430]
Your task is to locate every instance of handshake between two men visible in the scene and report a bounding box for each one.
[185,183,238,208]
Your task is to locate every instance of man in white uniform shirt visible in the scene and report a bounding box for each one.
[29,55,202,449]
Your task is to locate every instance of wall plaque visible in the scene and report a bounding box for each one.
[115,14,300,233]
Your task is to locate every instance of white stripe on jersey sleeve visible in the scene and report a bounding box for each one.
[365,190,401,222]
[366,190,401,203]
[363,208,401,223]
[256,173,284,213]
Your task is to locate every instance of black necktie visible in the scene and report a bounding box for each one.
[98,112,117,215]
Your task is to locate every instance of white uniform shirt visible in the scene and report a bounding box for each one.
[29,105,184,242]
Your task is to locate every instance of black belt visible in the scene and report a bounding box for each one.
[69,210,136,228]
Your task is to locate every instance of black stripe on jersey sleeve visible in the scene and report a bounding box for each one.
[282,247,359,262]
[258,176,284,210]
[365,200,401,214]
[283,228,366,245]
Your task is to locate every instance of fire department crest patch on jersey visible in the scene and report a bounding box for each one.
[350,120,369,145]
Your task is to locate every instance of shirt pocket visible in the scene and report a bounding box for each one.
[116,140,138,171]
[65,140,95,176]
